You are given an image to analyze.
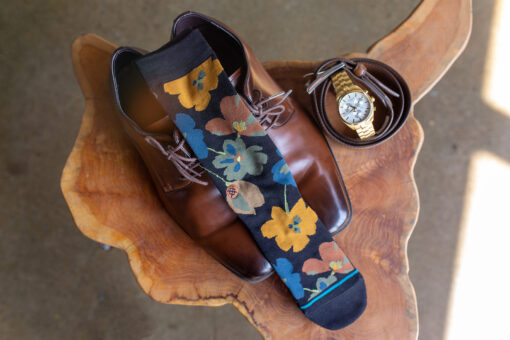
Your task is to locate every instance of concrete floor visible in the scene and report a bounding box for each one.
[1,1,507,339]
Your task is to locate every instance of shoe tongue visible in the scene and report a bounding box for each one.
[117,62,171,132]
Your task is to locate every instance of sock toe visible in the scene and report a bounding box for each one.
[302,272,367,330]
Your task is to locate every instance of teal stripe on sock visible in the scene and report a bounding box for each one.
[299,269,359,310]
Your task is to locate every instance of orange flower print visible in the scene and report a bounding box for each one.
[205,95,266,137]
[163,57,223,111]
[261,198,318,252]
[302,241,354,276]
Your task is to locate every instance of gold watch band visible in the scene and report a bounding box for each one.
[356,122,376,139]
[331,70,358,98]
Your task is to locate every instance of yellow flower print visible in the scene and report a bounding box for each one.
[261,198,318,252]
[163,57,223,111]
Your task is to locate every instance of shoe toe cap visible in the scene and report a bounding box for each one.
[200,221,273,282]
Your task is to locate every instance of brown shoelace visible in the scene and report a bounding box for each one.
[248,89,292,129]
[145,133,207,185]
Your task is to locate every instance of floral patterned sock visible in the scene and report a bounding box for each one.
[134,29,366,330]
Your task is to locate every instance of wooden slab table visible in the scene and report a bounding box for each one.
[61,0,471,338]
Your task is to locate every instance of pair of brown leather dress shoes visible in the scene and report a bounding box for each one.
[110,11,352,282]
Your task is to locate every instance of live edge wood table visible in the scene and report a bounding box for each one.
[61,0,471,338]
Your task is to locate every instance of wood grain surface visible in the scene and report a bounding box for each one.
[61,0,471,338]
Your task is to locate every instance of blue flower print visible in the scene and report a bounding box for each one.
[271,151,297,187]
[174,113,208,159]
[212,138,267,181]
[274,258,304,299]
[192,70,206,90]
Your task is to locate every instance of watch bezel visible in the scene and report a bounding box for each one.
[337,90,375,128]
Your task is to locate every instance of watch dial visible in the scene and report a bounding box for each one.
[338,92,371,124]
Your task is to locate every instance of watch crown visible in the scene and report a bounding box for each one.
[364,90,375,102]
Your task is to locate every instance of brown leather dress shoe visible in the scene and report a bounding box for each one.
[112,47,274,282]
[172,12,352,234]
[110,14,351,282]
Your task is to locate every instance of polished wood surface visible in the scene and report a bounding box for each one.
[61,0,471,338]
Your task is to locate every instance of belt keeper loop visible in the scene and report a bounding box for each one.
[353,63,367,78]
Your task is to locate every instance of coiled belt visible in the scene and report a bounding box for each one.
[306,58,412,148]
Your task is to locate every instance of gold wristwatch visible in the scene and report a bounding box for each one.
[331,70,376,139]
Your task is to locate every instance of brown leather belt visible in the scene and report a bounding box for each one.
[306,58,412,148]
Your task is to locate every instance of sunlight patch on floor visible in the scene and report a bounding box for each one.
[482,0,510,117]
[444,151,510,340]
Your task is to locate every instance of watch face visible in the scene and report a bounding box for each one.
[338,92,372,124]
